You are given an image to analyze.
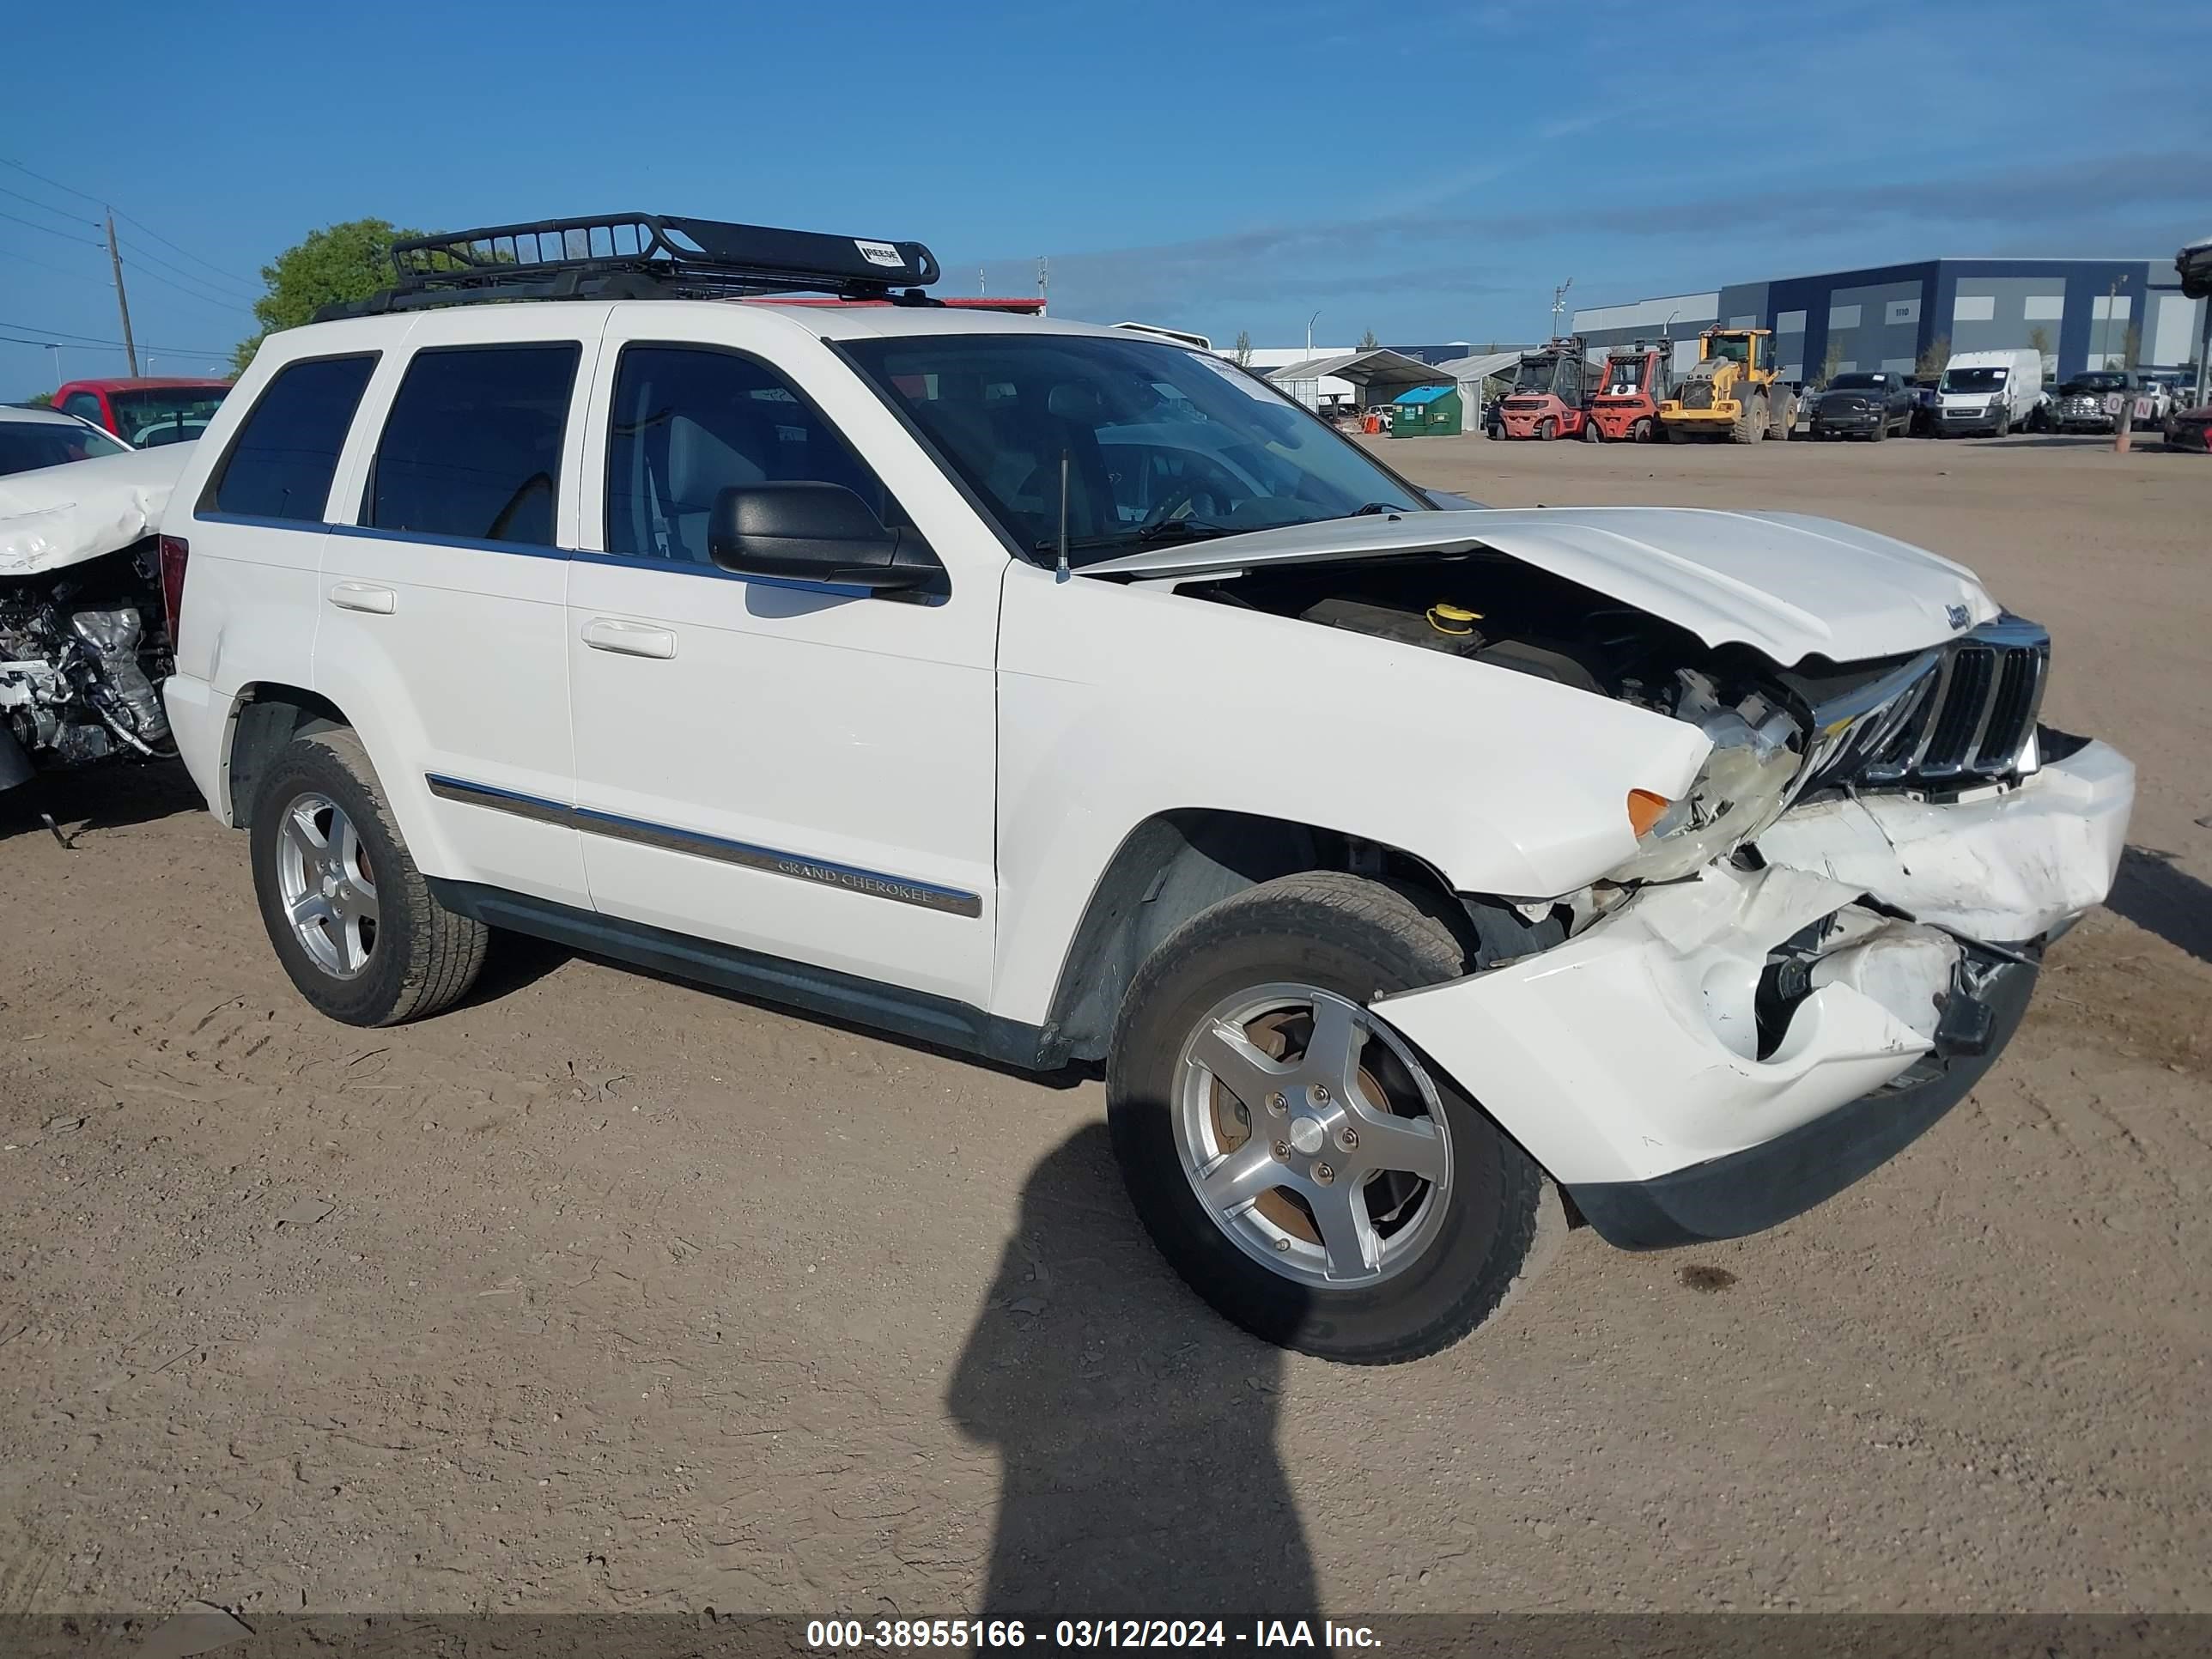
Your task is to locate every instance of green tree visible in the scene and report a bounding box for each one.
[1232,329,1252,368]
[1916,333,1951,377]
[2120,325,2142,369]
[2027,324,2054,367]
[23,390,53,406]
[1819,338,1844,388]
[233,218,419,373]
[1358,327,1382,350]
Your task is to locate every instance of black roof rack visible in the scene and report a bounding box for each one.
[315,212,942,320]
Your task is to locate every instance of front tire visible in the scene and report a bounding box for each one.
[1107,873,1552,1364]
[249,726,489,1026]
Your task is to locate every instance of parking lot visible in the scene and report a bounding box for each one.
[1,433,2206,1617]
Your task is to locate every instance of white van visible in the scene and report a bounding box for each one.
[1934,348,2045,436]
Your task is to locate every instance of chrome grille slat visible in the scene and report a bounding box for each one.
[1809,617,2051,794]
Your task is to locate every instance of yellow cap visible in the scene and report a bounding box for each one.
[1426,602,1482,634]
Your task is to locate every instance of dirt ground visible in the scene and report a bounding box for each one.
[2,432,2207,1620]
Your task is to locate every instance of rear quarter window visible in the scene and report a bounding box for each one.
[208,355,380,521]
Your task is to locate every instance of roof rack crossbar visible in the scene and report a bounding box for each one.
[316,212,941,321]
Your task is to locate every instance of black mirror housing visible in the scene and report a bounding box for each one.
[708,483,940,592]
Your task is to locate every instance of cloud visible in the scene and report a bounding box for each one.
[967,149,2209,331]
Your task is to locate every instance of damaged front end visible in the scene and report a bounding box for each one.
[1,540,176,792]
[1373,609,2132,1248]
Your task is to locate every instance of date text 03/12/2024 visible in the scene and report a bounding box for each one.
[805,1620,1382,1649]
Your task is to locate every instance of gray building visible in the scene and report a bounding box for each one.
[1575,257,2204,385]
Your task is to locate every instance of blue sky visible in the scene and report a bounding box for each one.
[4,0,2208,397]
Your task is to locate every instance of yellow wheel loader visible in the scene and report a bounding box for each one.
[1657,326,1795,442]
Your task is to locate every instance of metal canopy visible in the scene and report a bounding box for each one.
[1265,349,1452,396]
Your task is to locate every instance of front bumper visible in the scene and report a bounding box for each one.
[1937,404,2002,433]
[1375,738,2133,1244]
[1812,404,1882,433]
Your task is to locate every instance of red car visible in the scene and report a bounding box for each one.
[49,376,232,448]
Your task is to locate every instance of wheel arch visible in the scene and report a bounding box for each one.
[1038,807,1556,1065]
[219,682,350,826]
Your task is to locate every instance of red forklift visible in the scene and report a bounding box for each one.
[1497,337,1598,440]
[1587,339,1674,442]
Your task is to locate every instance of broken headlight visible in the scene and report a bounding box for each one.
[1608,674,1802,884]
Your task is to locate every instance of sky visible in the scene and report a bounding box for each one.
[4,0,2209,398]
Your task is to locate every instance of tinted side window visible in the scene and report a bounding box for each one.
[210,355,377,521]
[367,343,580,545]
[605,345,894,564]
[62,392,104,426]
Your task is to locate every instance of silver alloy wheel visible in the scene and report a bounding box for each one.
[1173,983,1453,1289]
[275,791,379,980]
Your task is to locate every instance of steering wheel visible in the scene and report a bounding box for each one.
[1139,458,1240,530]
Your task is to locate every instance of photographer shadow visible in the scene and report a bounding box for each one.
[947,1123,1317,1620]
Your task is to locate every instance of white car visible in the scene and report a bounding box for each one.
[155,214,2132,1362]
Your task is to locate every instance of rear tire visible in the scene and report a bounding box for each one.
[249,726,489,1027]
[1107,872,1552,1364]
[1537,416,1557,441]
[1581,417,1601,442]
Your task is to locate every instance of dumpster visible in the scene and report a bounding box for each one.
[1390,384,1460,436]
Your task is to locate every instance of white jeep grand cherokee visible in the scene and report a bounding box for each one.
[157,215,2133,1363]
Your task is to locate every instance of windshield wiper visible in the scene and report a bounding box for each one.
[1033,520,1232,556]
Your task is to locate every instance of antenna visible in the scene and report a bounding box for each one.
[1054,450,1072,582]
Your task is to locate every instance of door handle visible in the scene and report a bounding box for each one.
[580,617,677,659]
[328,581,396,615]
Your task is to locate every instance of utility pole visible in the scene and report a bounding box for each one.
[1307,309,1321,353]
[104,210,139,377]
[46,343,62,386]
[1551,277,1573,342]
[1036,257,1048,313]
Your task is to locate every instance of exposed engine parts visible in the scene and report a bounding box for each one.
[0,539,173,793]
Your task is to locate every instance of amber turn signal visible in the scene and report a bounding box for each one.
[1626,789,1674,837]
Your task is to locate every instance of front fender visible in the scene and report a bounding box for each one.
[987,564,1708,1025]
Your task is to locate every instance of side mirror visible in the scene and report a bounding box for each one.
[708,483,939,592]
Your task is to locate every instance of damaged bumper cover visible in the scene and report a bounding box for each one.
[1376,738,2132,1249]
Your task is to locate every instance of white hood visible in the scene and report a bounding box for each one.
[0,443,194,578]
[1082,506,2001,665]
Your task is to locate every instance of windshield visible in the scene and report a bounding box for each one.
[1826,373,1889,391]
[1602,358,1646,394]
[841,335,1425,564]
[106,385,229,447]
[1512,356,1567,395]
[1941,367,2008,393]
[1705,335,1751,365]
[0,416,129,477]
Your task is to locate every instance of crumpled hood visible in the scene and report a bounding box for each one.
[1081,506,2000,665]
[0,443,193,578]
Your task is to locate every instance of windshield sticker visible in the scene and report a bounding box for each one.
[1186,350,1282,402]
[854,240,905,269]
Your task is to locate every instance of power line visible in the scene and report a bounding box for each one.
[0,156,105,209]
[0,244,106,283]
[0,184,99,230]
[2,156,262,292]
[1,208,103,246]
[118,238,260,301]
[0,319,230,354]
[114,207,260,290]
[115,256,254,315]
